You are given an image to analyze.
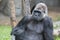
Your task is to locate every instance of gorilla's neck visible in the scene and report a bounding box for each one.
[33,19,44,23]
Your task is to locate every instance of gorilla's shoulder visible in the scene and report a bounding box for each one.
[44,16,52,21]
[15,15,32,27]
[43,16,53,28]
[43,16,53,23]
[24,15,32,20]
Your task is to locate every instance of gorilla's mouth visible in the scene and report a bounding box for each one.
[33,17,42,21]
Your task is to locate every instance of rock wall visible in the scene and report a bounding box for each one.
[0,0,23,17]
[14,0,22,16]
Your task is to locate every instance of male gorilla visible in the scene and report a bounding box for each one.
[11,3,54,40]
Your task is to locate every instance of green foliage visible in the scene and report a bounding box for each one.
[54,36,60,40]
[0,25,12,40]
[53,16,60,21]
[53,24,60,29]
[56,16,60,21]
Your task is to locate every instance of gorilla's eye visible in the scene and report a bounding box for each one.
[34,10,41,14]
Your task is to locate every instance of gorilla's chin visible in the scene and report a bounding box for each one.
[33,18,43,22]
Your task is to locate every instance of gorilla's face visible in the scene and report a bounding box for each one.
[31,3,48,21]
[32,10,44,21]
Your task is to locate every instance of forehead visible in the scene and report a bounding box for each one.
[34,3,46,11]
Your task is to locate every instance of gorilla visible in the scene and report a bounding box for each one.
[11,3,54,40]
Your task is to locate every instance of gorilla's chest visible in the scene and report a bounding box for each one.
[19,22,44,40]
[27,21,44,33]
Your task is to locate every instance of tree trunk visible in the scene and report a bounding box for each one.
[22,0,31,16]
[9,0,16,27]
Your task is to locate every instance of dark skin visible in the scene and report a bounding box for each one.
[11,10,53,40]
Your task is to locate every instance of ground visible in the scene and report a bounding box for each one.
[0,25,11,40]
[0,25,60,40]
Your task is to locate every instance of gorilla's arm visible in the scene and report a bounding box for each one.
[11,16,31,35]
[16,16,30,27]
[43,17,54,40]
[11,15,32,40]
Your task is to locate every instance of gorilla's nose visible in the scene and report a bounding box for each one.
[35,15,38,16]
[35,14,40,16]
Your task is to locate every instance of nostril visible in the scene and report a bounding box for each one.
[38,15,40,16]
[35,15,37,16]
[35,15,40,16]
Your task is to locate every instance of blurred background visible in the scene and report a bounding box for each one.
[0,0,60,40]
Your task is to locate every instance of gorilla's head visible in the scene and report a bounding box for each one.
[32,3,48,21]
